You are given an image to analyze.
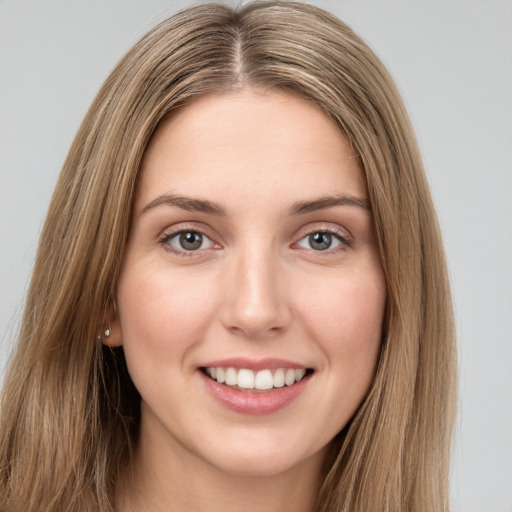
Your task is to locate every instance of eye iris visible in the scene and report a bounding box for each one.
[309,232,331,250]
[179,231,202,250]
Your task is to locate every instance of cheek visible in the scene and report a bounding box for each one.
[116,265,218,367]
[299,265,386,386]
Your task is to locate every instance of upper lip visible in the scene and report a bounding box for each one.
[200,357,310,371]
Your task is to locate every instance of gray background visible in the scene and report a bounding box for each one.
[0,1,511,510]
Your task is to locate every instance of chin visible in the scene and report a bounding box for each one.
[196,432,327,479]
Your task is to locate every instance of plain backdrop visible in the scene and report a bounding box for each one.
[0,1,511,511]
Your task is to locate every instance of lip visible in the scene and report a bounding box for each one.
[199,363,312,415]
[200,357,308,371]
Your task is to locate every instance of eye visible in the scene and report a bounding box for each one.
[296,231,348,252]
[161,230,216,253]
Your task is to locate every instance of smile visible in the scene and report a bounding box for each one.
[199,359,314,414]
[203,367,309,391]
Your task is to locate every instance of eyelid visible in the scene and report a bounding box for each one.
[158,223,222,256]
[292,223,353,253]
[157,221,353,257]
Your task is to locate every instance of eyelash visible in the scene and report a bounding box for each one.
[158,225,352,257]
[158,225,218,257]
[294,226,352,254]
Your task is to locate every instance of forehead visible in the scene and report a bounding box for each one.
[137,89,367,210]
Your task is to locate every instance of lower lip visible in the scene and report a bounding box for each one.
[200,371,311,415]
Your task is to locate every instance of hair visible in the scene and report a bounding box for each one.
[0,2,456,511]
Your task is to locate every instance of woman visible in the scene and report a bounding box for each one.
[0,2,457,511]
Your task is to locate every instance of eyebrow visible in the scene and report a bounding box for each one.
[286,194,371,215]
[140,192,370,217]
[141,194,228,216]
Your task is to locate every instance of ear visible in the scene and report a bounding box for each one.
[100,302,123,347]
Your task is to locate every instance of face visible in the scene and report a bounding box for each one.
[113,89,386,478]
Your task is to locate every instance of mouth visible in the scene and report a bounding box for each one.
[200,366,314,393]
[199,359,314,414]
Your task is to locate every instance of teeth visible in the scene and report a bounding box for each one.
[254,369,273,390]
[205,367,309,390]
[216,367,226,384]
[237,368,255,389]
[295,369,306,382]
[273,368,285,388]
[225,367,237,386]
[285,368,296,386]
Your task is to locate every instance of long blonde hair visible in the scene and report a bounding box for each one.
[0,2,456,511]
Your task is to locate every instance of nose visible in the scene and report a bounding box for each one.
[219,245,291,339]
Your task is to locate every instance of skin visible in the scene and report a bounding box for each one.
[110,89,386,512]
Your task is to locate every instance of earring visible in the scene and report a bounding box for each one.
[97,320,112,341]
